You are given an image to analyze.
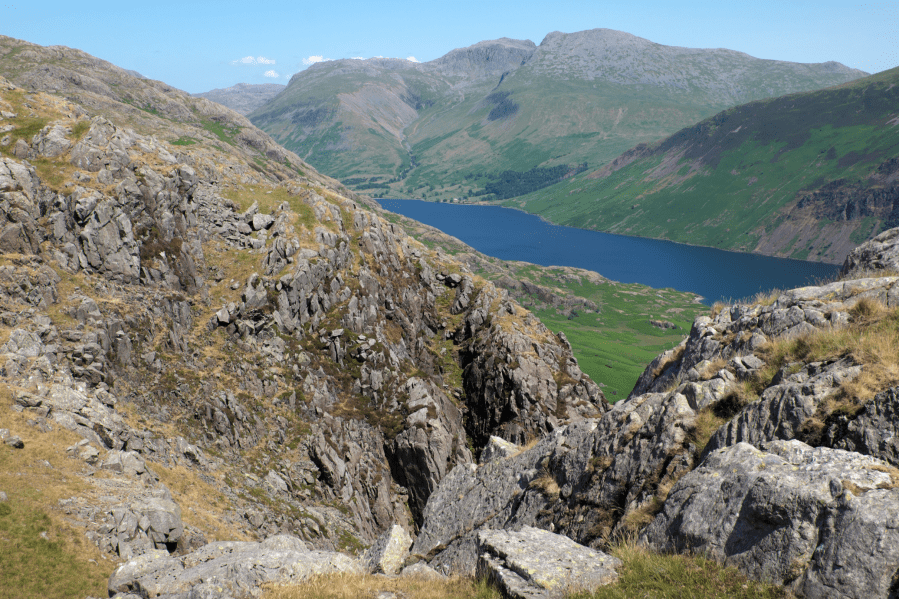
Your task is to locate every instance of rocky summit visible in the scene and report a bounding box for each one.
[2,34,899,599]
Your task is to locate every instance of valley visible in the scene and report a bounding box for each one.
[0,23,898,599]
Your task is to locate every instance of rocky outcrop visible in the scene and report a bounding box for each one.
[108,534,359,598]
[643,441,899,598]
[476,527,620,599]
[458,286,606,446]
[841,226,899,275]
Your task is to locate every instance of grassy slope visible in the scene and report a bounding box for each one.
[505,66,899,262]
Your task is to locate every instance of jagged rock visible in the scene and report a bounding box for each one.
[450,275,473,314]
[1,328,44,357]
[644,440,899,597]
[823,385,899,467]
[458,286,606,446]
[704,358,862,456]
[67,439,101,464]
[476,527,620,599]
[108,534,359,597]
[841,226,899,274]
[362,524,412,575]
[101,450,159,482]
[480,435,520,464]
[389,378,473,524]
[112,492,184,557]
[32,122,72,157]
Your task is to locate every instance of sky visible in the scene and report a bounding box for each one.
[2,1,897,94]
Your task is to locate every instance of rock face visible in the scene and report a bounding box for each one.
[841,226,899,275]
[644,441,899,598]
[0,50,608,598]
[476,527,620,599]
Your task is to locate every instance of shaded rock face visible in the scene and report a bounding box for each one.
[643,441,899,598]
[458,288,606,446]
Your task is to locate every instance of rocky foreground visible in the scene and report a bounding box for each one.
[2,35,899,599]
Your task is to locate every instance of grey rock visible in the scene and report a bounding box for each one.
[108,534,359,597]
[0,491,7,502]
[362,524,413,575]
[4,435,24,448]
[644,440,899,596]
[824,385,899,467]
[1,328,43,357]
[476,527,620,598]
[480,435,520,464]
[704,358,862,456]
[841,226,899,275]
[32,122,72,157]
[399,561,445,580]
[101,450,159,482]
[251,213,274,231]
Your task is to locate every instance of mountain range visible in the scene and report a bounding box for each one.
[244,29,866,202]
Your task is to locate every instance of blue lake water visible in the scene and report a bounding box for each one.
[376,199,841,305]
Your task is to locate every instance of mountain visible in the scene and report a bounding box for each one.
[248,29,866,199]
[505,65,899,263]
[194,82,286,115]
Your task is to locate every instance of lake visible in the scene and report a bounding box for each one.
[376,200,840,305]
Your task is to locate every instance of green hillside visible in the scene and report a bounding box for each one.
[249,29,866,201]
[504,66,899,263]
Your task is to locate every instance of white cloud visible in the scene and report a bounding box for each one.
[231,55,276,66]
[302,55,332,66]
[406,56,420,63]
[351,56,365,60]
[263,70,280,78]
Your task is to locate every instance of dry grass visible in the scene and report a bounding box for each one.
[529,462,560,498]
[755,297,899,415]
[686,408,728,454]
[0,384,114,598]
[264,572,501,599]
[651,344,685,378]
[152,462,248,543]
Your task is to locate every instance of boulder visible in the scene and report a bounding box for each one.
[476,527,621,599]
[362,524,412,575]
[108,534,359,597]
[643,440,899,596]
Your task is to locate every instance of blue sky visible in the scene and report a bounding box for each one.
[3,1,897,93]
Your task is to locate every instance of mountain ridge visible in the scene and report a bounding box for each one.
[246,28,867,201]
[504,64,899,263]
